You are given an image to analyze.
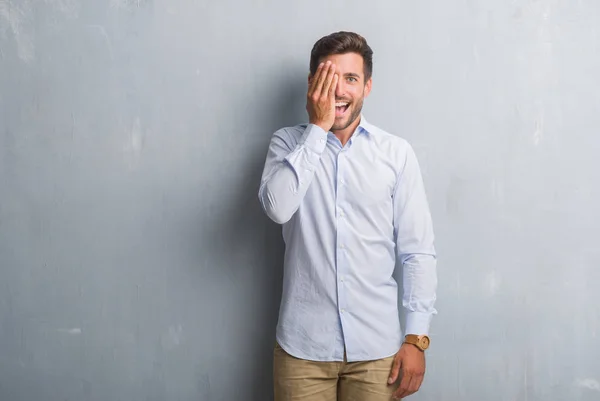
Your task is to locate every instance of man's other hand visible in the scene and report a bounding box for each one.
[388,343,426,399]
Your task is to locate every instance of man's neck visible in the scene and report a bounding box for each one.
[332,116,361,146]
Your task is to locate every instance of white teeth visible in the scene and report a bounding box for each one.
[335,102,348,107]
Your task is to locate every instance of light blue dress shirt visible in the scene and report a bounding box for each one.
[258,116,437,362]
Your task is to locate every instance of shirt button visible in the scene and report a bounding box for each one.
[341,309,345,314]
[339,211,345,217]
[340,276,344,282]
[340,244,345,249]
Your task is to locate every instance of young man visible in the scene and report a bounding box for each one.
[258,31,438,401]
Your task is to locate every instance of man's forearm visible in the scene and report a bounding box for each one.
[258,124,327,224]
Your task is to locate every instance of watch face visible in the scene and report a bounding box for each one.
[419,336,430,349]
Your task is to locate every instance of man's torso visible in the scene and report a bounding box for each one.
[276,118,410,362]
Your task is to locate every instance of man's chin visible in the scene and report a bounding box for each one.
[332,115,358,131]
[331,120,349,131]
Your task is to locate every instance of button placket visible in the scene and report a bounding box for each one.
[336,148,348,323]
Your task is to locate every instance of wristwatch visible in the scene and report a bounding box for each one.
[403,334,430,351]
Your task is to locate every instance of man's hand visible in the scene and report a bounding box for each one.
[306,61,338,132]
[388,343,426,399]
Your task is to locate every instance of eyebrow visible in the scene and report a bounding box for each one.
[344,72,361,79]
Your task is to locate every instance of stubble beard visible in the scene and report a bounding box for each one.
[332,96,364,132]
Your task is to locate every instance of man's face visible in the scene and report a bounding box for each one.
[310,52,372,131]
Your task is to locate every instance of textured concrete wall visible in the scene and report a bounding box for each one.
[1,1,599,400]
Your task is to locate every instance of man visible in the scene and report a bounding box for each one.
[258,31,437,401]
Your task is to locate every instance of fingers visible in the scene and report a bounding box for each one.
[413,375,424,393]
[388,356,401,384]
[320,63,337,98]
[314,62,331,96]
[309,61,335,97]
[308,62,325,94]
[305,61,338,131]
[329,74,339,97]
[393,370,424,399]
[394,373,415,399]
[394,369,412,399]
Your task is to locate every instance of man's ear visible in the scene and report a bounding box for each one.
[364,77,373,98]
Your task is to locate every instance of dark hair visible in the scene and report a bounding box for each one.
[309,31,373,81]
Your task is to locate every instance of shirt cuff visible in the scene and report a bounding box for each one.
[405,311,432,335]
[298,124,328,153]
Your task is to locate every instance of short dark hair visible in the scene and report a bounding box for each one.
[309,31,373,81]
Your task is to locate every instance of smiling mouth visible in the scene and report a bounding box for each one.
[335,101,350,117]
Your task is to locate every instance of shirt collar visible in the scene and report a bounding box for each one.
[357,115,376,136]
[325,115,375,144]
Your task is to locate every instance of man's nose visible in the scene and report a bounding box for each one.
[335,78,346,98]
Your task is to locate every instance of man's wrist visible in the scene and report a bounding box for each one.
[309,120,331,133]
[402,342,424,352]
[403,334,430,351]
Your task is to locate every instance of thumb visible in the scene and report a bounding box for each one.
[388,355,401,384]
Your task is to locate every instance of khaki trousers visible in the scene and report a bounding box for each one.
[273,342,400,401]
